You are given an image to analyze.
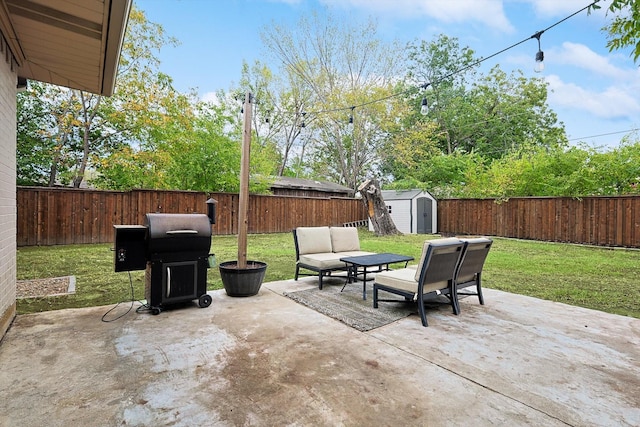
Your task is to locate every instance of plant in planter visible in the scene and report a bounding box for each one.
[219,92,267,297]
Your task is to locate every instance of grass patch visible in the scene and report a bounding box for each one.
[16,230,640,318]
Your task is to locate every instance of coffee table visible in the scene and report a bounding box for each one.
[340,253,414,300]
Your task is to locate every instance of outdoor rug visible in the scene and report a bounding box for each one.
[284,281,418,332]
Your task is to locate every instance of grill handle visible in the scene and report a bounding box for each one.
[165,230,199,235]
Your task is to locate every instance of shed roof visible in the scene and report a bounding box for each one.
[381,189,427,201]
[0,0,131,96]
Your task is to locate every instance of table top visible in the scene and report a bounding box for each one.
[339,252,414,267]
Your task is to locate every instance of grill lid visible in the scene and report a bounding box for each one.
[146,213,212,239]
[145,213,212,255]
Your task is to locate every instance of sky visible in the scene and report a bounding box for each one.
[135,0,640,150]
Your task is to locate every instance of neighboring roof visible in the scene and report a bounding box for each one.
[271,176,354,195]
[381,189,431,201]
[0,0,131,96]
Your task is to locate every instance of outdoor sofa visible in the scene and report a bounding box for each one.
[373,237,493,326]
[293,226,374,289]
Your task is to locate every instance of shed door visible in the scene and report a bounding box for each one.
[416,197,432,234]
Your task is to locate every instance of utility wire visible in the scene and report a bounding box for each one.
[568,127,640,142]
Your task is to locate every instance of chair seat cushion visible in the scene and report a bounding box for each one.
[375,268,448,295]
[299,253,348,270]
[299,251,375,270]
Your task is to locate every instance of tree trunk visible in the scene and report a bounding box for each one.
[358,178,401,236]
[72,126,90,188]
[48,131,68,187]
[73,91,102,188]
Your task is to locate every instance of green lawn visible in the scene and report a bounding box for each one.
[16,230,640,318]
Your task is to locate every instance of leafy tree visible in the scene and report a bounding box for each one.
[458,67,566,158]
[594,0,640,62]
[235,60,313,178]
[16,5,179,188]
[16,81,58,186]
[163,105,240,192]
[90,146,170,190]
[437,138,640,199]
[261,11,402,190]
[474,145,588,198]
[403,36,565,160]
[582,137,640,195]
[405,35,478,155]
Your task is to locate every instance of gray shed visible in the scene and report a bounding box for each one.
[369,189,437,234]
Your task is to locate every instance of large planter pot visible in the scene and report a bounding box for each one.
[219,260,267,297]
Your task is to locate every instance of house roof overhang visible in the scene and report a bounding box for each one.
[0,0,131,96]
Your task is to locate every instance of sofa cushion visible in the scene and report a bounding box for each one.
[375,268,448,295]
[299,253,348,270]
[414,237,462,281]
[330,227,361,252]
[296,226,332,255]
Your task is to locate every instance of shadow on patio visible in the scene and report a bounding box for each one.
[1,277,638,426]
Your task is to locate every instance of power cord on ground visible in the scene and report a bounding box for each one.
[101,271,148,322]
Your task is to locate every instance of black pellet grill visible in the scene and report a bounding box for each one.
[114,213,213,314]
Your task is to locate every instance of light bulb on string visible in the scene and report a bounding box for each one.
[535,50,544,73]
[420,97,428,115]
[419,82,431,115]
[532,30,545,73]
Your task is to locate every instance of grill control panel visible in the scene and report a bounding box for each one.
[113,225,147,272]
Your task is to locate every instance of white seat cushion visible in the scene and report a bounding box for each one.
[299,253,347,270]
[376,268,449,295]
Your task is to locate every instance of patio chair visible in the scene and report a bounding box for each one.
[373,238,465,327]
[455,238,493,308]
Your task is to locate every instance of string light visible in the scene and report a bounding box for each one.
[532,30,545,73]
[259,1,598,123]
[420,97,428,115]
[419,82,431,115]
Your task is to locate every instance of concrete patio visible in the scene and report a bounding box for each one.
[0,277,638,426]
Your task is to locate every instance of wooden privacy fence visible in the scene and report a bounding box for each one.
[16,187,368,246]
[17,188,640,248]
[438,196,640,248]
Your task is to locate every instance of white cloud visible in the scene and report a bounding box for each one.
[551,42,630,80]
[201,91,220,104]
[526,0,606,17]
[319,0,514,32]
[545,74,640,120]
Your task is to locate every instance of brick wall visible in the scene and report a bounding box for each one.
[0,34,17,339]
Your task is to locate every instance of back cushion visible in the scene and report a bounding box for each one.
[296,227,332,254]
[414,237,461,281]
[330,227,361,252]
